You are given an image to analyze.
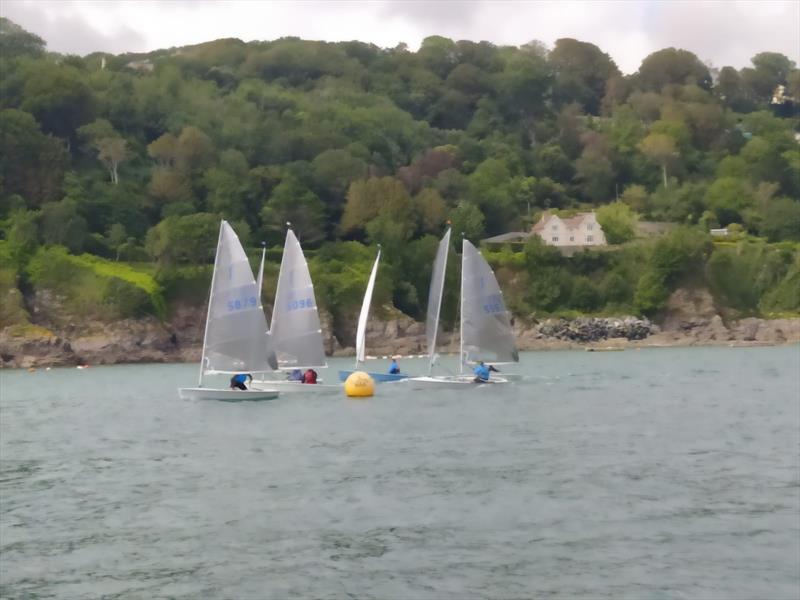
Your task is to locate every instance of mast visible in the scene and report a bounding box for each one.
[256,241,266,303]
[459,233,465,376]
[198,221,225,387]
[270,222,292,335]
[428,227,450,375]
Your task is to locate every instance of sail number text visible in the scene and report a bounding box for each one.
[227,296,258,311]
[287,297,314,311]
[482,293,504,314]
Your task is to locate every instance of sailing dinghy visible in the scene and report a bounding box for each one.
[407,230,518,388]
[251,226,338,393]
[338,247,408,383]
[179,221,279,401]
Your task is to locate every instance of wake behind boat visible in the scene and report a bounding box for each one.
[406,229,519,389]
[178,220,279,402]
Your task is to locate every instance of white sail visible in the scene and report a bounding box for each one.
[200,221,274,382]
[425,228,451,373]
[269,229,327,368]
[460,239,519,365]
[355,248,381,365]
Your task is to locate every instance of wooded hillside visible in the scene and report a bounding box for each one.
[1,18,798,330]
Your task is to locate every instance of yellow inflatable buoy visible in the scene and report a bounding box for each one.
[344,371,375,398]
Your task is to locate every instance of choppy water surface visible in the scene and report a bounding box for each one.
[1,346,799,599]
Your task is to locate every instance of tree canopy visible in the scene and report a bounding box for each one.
[1,20,798,324]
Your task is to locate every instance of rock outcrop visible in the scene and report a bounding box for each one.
[2,287,798,368]
[534,316,655,342]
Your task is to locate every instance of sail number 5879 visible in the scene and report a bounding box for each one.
[227,296,258,311]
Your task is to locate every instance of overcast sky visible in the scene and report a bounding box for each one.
[2,0,798,74]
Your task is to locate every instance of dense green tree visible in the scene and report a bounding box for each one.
[311,149,368,203]
[705,177,754,226]
[596,201,638,244]
[575,131,614,201]
[260,175,326,245]
[145,213,220,264]
[636,48,712,91]
[0,17,45,59]
[4,209,40,265]
[496,45,552,119]
[743,52,795,102]
[40,199,88,253]
[620,184,649,213]
[78,119,129,184]
[449,201,485,241]
[639,133,679,188]
[340,176,412,237]
[759,197,800,242]
[549,38,620,114]
[0,18,797,322]
[716,66,755,112]
[21,63,96,144]
[0,109,68,207]
[412,188,447,234]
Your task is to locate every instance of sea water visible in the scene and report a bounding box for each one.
[1,346,798,599]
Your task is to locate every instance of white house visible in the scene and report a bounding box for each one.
[531,212,607,247]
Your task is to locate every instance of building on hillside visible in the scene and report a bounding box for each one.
[531,212,607,247]
[636,221,675,238]
[481,231,532,248]
[710,227,729,237]
[125,60,154,73]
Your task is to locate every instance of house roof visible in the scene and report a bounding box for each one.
[482,232,532,244]
[532,212,596,233]
[636,221,674,236]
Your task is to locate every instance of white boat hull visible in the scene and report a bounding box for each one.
[404,375,511,389]
[178,387,279,402]
[251,379,339,394]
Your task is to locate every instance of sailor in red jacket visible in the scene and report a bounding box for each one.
[303,369,318,384]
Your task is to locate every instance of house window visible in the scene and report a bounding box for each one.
[587,223,593,230]
[551,225,557,231]
[570,236,574,242]
[552,236,558,242]
[587,235,594,242]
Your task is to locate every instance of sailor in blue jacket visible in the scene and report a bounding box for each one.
[230,373,252,390]
[472,361,498,383]
[388,358,400,374]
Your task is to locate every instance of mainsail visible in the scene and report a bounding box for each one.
[269,228,326,368]
[460,239,519,365]
[355,248,381,365]
[200,221,274,381]
[425,228,451,373]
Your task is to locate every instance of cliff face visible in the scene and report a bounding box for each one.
[1,288,798,369]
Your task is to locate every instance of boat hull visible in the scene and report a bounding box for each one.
[403,375,511,389]
[251,379,339,394]
[178,387,279,402]
[337,370,409,383]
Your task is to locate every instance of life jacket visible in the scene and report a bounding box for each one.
[473,364,490,380]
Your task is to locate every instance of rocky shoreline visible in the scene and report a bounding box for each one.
[2,311,798,370]
[1,288,798,369]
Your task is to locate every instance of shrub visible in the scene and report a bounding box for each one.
[26,247,165,320]
[634,269,669,314]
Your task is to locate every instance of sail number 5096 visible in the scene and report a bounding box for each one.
[287,298,314,311]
